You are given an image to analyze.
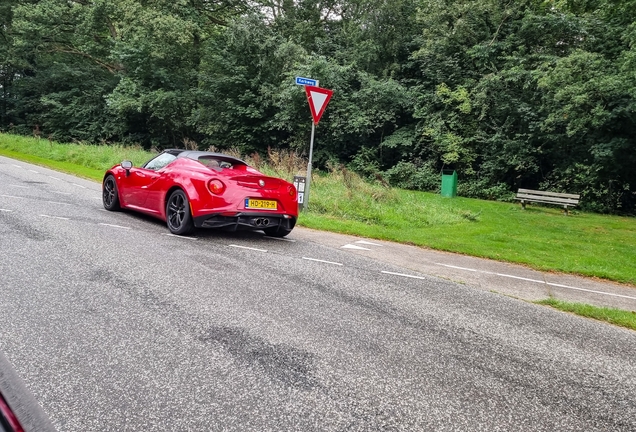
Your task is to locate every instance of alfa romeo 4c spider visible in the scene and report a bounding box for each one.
[102,149,298,237]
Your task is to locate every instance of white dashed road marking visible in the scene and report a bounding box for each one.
[302,257,343,266]
[229,245,268,253]
[40,214,70,221]
[355,240,383,246]
[381,271,428,281]
[543,282,636,300]
[435,263,636,301]
[99,223,131,230]
[439,264,479,273]
[165,234,198,240]
[264,236,296,242]
[342,244,371,251]
[7,161,629,304]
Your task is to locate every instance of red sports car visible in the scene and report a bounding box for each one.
[102,150,298,236]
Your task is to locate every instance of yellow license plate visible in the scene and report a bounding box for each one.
[245,199,277,210]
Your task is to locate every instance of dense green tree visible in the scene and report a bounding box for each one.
[195,4,415,164]
[0,0,634,212]
[0,0,31,130]
[0,1,13,128]
[8,0,127,140]
[404,0,636,211]
[6,0,248,145]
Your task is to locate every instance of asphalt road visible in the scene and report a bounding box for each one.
[1,155,635,431]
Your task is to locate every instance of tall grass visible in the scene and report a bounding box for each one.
[308,164,478,227]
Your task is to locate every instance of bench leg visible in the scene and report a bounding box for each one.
[521,200,526,210]
[563,206,569,216]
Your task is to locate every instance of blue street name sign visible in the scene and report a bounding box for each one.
[295,76,318,86]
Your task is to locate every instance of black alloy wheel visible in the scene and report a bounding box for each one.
[166,189,194,235]
[102,175,121,211]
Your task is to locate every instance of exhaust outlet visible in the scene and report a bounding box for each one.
[254,217,270,226]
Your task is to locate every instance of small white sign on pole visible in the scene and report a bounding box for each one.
[295,76,319,86]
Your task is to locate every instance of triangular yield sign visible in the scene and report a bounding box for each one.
[304,85,333,125]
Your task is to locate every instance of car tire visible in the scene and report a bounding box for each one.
[102,175,121,211]
[264,226,292,238]
[166,189,194,235]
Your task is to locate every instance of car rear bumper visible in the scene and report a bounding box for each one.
[193,212,296,231]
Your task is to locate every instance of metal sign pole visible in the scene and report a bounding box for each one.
[305,121,316,209]
[299,79,331,211]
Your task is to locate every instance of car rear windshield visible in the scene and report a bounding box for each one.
[197,156,245,170]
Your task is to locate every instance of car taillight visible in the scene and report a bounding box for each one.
[288,184,296,197]
[208,179,226,195]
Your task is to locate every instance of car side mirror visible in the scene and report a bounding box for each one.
[121,160,133,176]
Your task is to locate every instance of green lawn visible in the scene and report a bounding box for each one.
[2,133,635,285]
[536,298,636,331]
[304,170,636,285]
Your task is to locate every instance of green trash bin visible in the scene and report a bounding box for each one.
[441,170,457,198]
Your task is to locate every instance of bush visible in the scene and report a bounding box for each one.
[539,163,629,214]
[382,161,439,191]
[459,180,515,202]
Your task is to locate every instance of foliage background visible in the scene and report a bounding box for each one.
[1,0,635,213]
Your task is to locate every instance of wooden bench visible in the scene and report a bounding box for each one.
[516,188,580,215]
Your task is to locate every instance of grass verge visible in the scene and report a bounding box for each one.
[0,134,153,181]
[303,169,636,285]
[1,133,635,285]
[536,298,636,331]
